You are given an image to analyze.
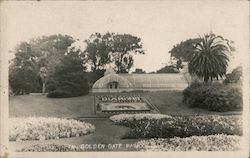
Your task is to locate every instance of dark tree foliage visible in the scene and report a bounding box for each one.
[156,65,179,73]
[9,34,75,94]
[169,38,202,62]
[169,34,235,63]
[47,49,89,98]
[183,82,242,112]
[111,34,144,73]
[9,59,41,94]
[224,66,242,85]
[84,32,144,74]
[84,33,113,72]
[188,33,231,82]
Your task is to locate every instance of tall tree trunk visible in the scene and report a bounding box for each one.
[42,82,46,94]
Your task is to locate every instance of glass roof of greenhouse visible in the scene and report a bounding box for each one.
[92,73,189,89]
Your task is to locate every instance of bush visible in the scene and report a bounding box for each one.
[110,114,242,139]
[9,117,95,141]
[46,89,72,98]
[137,134,241,151]
[224,66,242,85]
[183,82,242,112]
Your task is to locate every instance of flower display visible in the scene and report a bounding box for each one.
[97,95,144,103]
[110,113,172,122]
[18,134,241,152]
[136,134,241,151]
[110,114,242,139]
[9,117,95,141]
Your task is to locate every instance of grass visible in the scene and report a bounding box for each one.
[9,91,241,151]
[147,91,241,115]
[9,91,241,118]
[9,94,95,118]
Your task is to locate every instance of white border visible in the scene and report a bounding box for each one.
[0,1,249,158]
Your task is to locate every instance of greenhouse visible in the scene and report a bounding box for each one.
[92,67,191,93]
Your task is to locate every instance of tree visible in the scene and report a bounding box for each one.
[9,34,75,94]
[84,33,113,72]
[9,57,40,94]
[188,33,230,82]
[84,32,144,74]
[223,66,242,85]
[169,38,202,62]
[47,49,89,98]
[111,34,144,73]
[169,34,235,63]
[156,65,179,73]
[9,42,40,94]
[39,67,47,94]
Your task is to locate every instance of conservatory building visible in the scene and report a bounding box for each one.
[92,66,191,93]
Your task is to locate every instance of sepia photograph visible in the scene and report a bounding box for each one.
[0,1,249,158]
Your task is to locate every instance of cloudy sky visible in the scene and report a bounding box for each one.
[1,1,249,72]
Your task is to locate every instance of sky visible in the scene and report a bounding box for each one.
[1,1,249,72]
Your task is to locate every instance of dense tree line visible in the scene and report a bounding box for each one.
[9,32,238,97]
[9,33,144,97]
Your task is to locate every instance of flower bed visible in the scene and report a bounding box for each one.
[110,113,171,124]
[18,134,241,152]
[137,134,241,151]
[10,117,95,141]
[110,114,242,138]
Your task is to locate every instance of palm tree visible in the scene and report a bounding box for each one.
[188,33,230,82]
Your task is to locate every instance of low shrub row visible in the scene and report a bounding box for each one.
[110,114,242,139]
[137,134,241,151]
[10,117,95,141]
[18,134,241,152]
[183,82,242,112]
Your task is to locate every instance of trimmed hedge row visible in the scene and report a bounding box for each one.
[183,82,242,112]
[110,114,242,139]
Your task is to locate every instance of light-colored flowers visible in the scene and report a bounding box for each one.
[136,134,242,151]
[9,117,95,141]
[110,113,172,123]
[18,134,242,152]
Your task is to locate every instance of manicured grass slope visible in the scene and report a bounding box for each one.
[9,94,95,118]
[10,91,240,118]
[147,91,241,115]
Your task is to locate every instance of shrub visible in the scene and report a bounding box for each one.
[137,134,241,151]
[46,89,72,98]
[183,82,242,112]
[9,117,95,141]
[224,66,242,85]
[110,114,242,139]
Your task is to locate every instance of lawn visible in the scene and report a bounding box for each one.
[9,91,242,152]
[9,94,95,118]
[9,91,241,118]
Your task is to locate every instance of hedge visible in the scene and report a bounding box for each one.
[183,82,242,112]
